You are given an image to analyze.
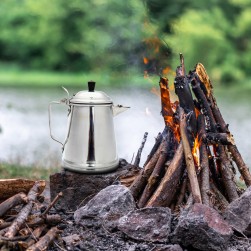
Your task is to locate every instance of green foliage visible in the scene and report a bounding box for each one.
[0,0,152,72]
[145,0,251,83]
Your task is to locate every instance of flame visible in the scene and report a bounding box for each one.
[162,66,171,75]
[144,37,161,54]
[195,107,201,119]
[192,135,200,167]
[159,77,181,142]
[143,57,149,65]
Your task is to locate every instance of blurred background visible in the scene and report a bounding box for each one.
[0,0,250,179]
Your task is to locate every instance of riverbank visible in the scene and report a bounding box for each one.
[0,163,58,180]
[0,69,154,88]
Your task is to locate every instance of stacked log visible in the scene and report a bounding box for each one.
[129,55,251,212]
[0,179,62,250]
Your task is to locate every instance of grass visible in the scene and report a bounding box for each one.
[0,68,154,88]
[0,163,58,180]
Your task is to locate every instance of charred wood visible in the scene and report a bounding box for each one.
[134,132,148,167]
[218,145,239,202]
[146,142,185,207]
[198,115,210,206]
[179,108,202,203]
[130,140,165,199]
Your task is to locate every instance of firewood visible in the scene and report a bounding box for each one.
[144,132,163,167]
[191,78,217,133]
[0,193,27,217]
[176,176,188,207]
[4,181,45,238]
[138,138,169,208]
[185,193,194,209]
[194,63,251,187]
[130,139,165,199]
[134,132,148,166]
[210,183,229,210]
[27,226,61,251]
[179,108,202,203]
[174,57,197,146]
[198,115,210,206]
[41,192,63,217]
[0,179,45,201]
[205,133,235,145]
[217,145,239,202]
[18,225,47,249]
[146,142,184,207]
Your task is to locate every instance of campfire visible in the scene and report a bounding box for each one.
[129,54,251,211]
[1,54,251,251]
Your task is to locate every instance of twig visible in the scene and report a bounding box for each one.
[41,192,63,216]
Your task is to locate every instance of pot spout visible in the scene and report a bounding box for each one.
[112,105,130,116]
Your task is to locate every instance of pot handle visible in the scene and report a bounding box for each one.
[48,100,70,151]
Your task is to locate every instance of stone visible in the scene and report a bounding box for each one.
[172,203,233,251]
[50,159,140,211]
[74,185,136,228]
[151,244,183,251]
[224,186,251,233]
[118,207,172,243]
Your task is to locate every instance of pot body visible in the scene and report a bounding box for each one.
[62,104,119,173]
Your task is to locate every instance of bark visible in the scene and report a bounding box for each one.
[144,132,163,167]
[27,227,61,251]
[0,179,45,201]
[191,78,217,132]
[19,225,47,249]
[4,181,44,238]
[138,138,169,208]
[0,193,27,217]
[210,183,229,210]
[218,145,239,202]
[205,133,235,145]
[193,64,251,187]
[130,140,165,199]
[175,65,197,146]
[134,132,148,167]
[176,176,188,207]
[198,114,210,206]
[180,108,202,203]
[146,142,184,207]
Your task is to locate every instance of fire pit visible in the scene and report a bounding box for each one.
[1,55,251,251]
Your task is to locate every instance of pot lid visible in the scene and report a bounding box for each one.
[70,81,113,104]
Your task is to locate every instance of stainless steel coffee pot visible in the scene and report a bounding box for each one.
[49,81,129,173]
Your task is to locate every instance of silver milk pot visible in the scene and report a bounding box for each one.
[49,81,129,173]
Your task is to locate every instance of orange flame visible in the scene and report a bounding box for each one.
[159,77,181,142]
[143,57,149,64]
[192,135,200,167]
[162,66,171,75]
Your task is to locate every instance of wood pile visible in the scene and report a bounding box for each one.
[129,54,251,212]
[0,179,62,250]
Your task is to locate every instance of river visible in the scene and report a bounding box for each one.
[0,85,250,175]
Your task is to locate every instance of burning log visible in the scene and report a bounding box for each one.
[193,63,251,187]
[179,108,202,204]
[205,133,235,145]
[198,114,210,206]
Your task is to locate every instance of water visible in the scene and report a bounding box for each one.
[0,85,251,173]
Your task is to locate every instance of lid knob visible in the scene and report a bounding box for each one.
[88,81,95,92]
